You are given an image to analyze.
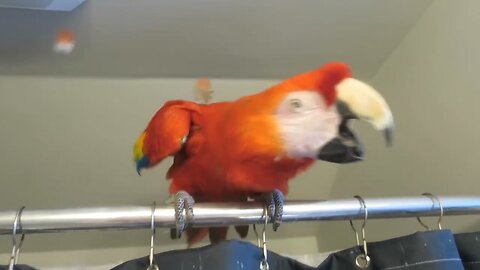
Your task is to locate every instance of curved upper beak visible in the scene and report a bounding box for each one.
[317,78,394,163]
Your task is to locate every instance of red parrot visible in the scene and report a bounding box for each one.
[133,62,394,246]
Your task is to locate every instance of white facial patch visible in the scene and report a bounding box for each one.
[275,91,340,159]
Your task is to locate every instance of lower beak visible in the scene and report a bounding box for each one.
[317,120,364,163]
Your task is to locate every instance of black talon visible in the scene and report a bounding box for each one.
[172,191,195,239]
[262,189,284,231]
[272,189,284,231]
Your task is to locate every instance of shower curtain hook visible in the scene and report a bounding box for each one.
[349,195,370,268]
[417,193,443,230]
[147,201,159,270]
[8,206,26,270]
[252,203,261,248]
[349,216,360,246]
[259,205,269,270]
[253,223,261,247]
[349,195,367,246]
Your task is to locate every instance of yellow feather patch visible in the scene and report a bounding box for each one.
[133,132,146,162]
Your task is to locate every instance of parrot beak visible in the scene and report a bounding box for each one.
[317,119,364,163]
[317,78,394,163]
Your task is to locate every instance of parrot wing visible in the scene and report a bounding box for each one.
[133,100,200,174]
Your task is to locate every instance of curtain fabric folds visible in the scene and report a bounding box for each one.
[112,230,468,270]
[2,230,478,270]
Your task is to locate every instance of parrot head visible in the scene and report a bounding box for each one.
[266,62,394,163]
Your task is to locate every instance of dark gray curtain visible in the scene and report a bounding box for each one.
[111,240,314,270]
[2,230,477,270]
[455,232,480,270]
[318,230,463,270]
[111,230,466,270]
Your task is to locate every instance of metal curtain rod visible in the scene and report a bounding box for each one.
[0,196,479,235]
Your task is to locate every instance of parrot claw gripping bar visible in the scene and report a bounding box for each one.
[171,191,195,239]
[262,189,284,231]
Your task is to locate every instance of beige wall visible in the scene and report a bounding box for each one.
[317,0,480,251]
[0,75,339,266]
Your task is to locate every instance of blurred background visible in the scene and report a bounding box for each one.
[1,0,479,268]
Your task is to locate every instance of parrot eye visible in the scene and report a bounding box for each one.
[289,99,302,110]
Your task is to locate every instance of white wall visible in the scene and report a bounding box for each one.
[317,0,480,251]
[0,75,339,267]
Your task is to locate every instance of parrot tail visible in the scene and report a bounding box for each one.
[186,228,210,248]
[208,227,229,244]
[183,196,251,247]
[234,225,249,238]
[185,225,249,247]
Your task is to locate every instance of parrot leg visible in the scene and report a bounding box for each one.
[170,191,195,239]
[262,189,285,231]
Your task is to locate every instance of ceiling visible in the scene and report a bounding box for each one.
[0,0,432,79]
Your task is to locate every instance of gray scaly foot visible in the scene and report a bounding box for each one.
[170,191,195,239]
[263,189,284,231]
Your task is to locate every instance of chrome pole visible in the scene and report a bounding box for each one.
[0,196,479,235]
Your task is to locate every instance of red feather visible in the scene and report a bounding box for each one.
[135,62,352,245]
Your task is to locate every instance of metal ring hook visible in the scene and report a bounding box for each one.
[259,205,269,270]
[253,223,261,247]
[349,196,370,268]
[416,193,443,230]
[147,202,159,270]
[349,195,368,246]
[8,206,26,270]
[253,207,261,248]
